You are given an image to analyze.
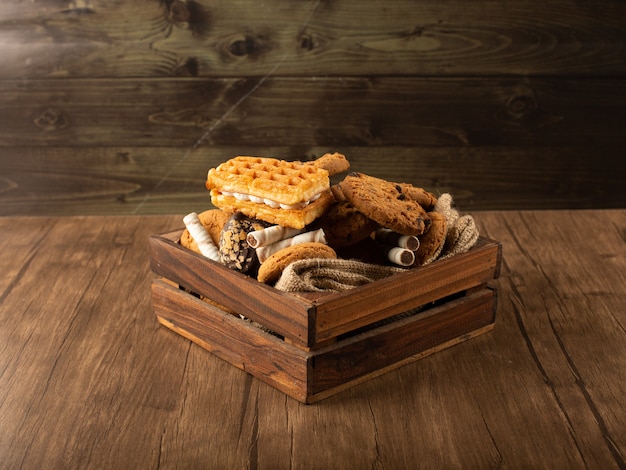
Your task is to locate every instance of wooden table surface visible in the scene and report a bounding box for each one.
[1,210,624,469]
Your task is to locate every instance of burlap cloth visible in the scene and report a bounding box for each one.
[274,193,479,292]
[275,258,404,292]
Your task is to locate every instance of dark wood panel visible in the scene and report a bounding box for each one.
[1,0,624,78]
[0,146,623,215]
[1,77,625,148]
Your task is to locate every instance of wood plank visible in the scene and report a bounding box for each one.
[308,288,496,398]
[152,279,311,403]
[312,238,501,343]
[2,77,625,148]
[1,145,623,215]
[151,279,496,403]
[0,216,57,298]
[0,215,188,468]
[149,230,314,345]
[1,0,624,78]
[0,211,624,468]
[467,209,626,467]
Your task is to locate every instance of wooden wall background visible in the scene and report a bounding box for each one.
[0,0,624,215]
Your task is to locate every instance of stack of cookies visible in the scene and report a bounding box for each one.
[180,152,472,290]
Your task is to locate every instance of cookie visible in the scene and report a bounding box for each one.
[211,189,334,229]
[257,242,337,284]
[335,172,430,236]
[180,209,230,254]
[307,152,350,176]
[219,212,269,274]
[413,211,447,266]
[207,156,330,206]
[310,201,379,249]
[397,183,438,211]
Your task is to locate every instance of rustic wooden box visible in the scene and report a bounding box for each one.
[149,229,502,403]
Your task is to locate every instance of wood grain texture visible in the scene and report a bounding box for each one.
[149,229,499,348]
[1,0,624,78]
[149,229,314,345]
[2,77,625,147]
[0,0,624,213]
[1,145,624,215]
[0,211,624,468]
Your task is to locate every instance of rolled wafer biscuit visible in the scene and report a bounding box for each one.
[385,246,415,267]
[247,225,304,248]
[183,212,221,262]
[373,228,420,251]
[256,229,327,263]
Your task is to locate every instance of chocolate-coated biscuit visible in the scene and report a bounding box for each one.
[180,209,230,253]
[310,201,379,249]
[257,242,337,284]
[413,211,447,266]
[219,212,269,274]
[336,172,430,236]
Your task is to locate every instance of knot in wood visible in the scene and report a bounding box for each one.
[34,108,67,131]
[173,57,199,76]
[298,33,315,51]
[507,88,538,120]
[169,0,190,23]
[229,35,257,57]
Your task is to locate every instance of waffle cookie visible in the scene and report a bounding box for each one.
[211,189,334,229]
[206,156,330,206]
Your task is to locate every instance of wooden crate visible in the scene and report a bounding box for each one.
[149,229,502,403]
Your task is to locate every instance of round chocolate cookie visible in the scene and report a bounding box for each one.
[310,200,379,249]
[336,172,430,236]
[219,212,269,274]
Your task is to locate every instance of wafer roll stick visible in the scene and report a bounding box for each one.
[373,228,420,251]
[257,229,327,263]
[247,225,303,248]
[183,212,221,262]
[384,246,415,267]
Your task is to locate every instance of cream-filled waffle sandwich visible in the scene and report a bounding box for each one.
[206,153,349,228]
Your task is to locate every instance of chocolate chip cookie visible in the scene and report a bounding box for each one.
[335,172,430,236]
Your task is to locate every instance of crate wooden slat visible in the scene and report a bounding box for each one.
[149,230,502,348]
[152,279,497,404]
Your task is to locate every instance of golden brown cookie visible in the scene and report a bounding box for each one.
[206,156,330,206]
[310,201,380,249]
[180,209,230,254]
[257,242,337,284]
[307,152,350,176]
[335,172,430,236]
[397,183,438,211]
[413,211,447,266]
